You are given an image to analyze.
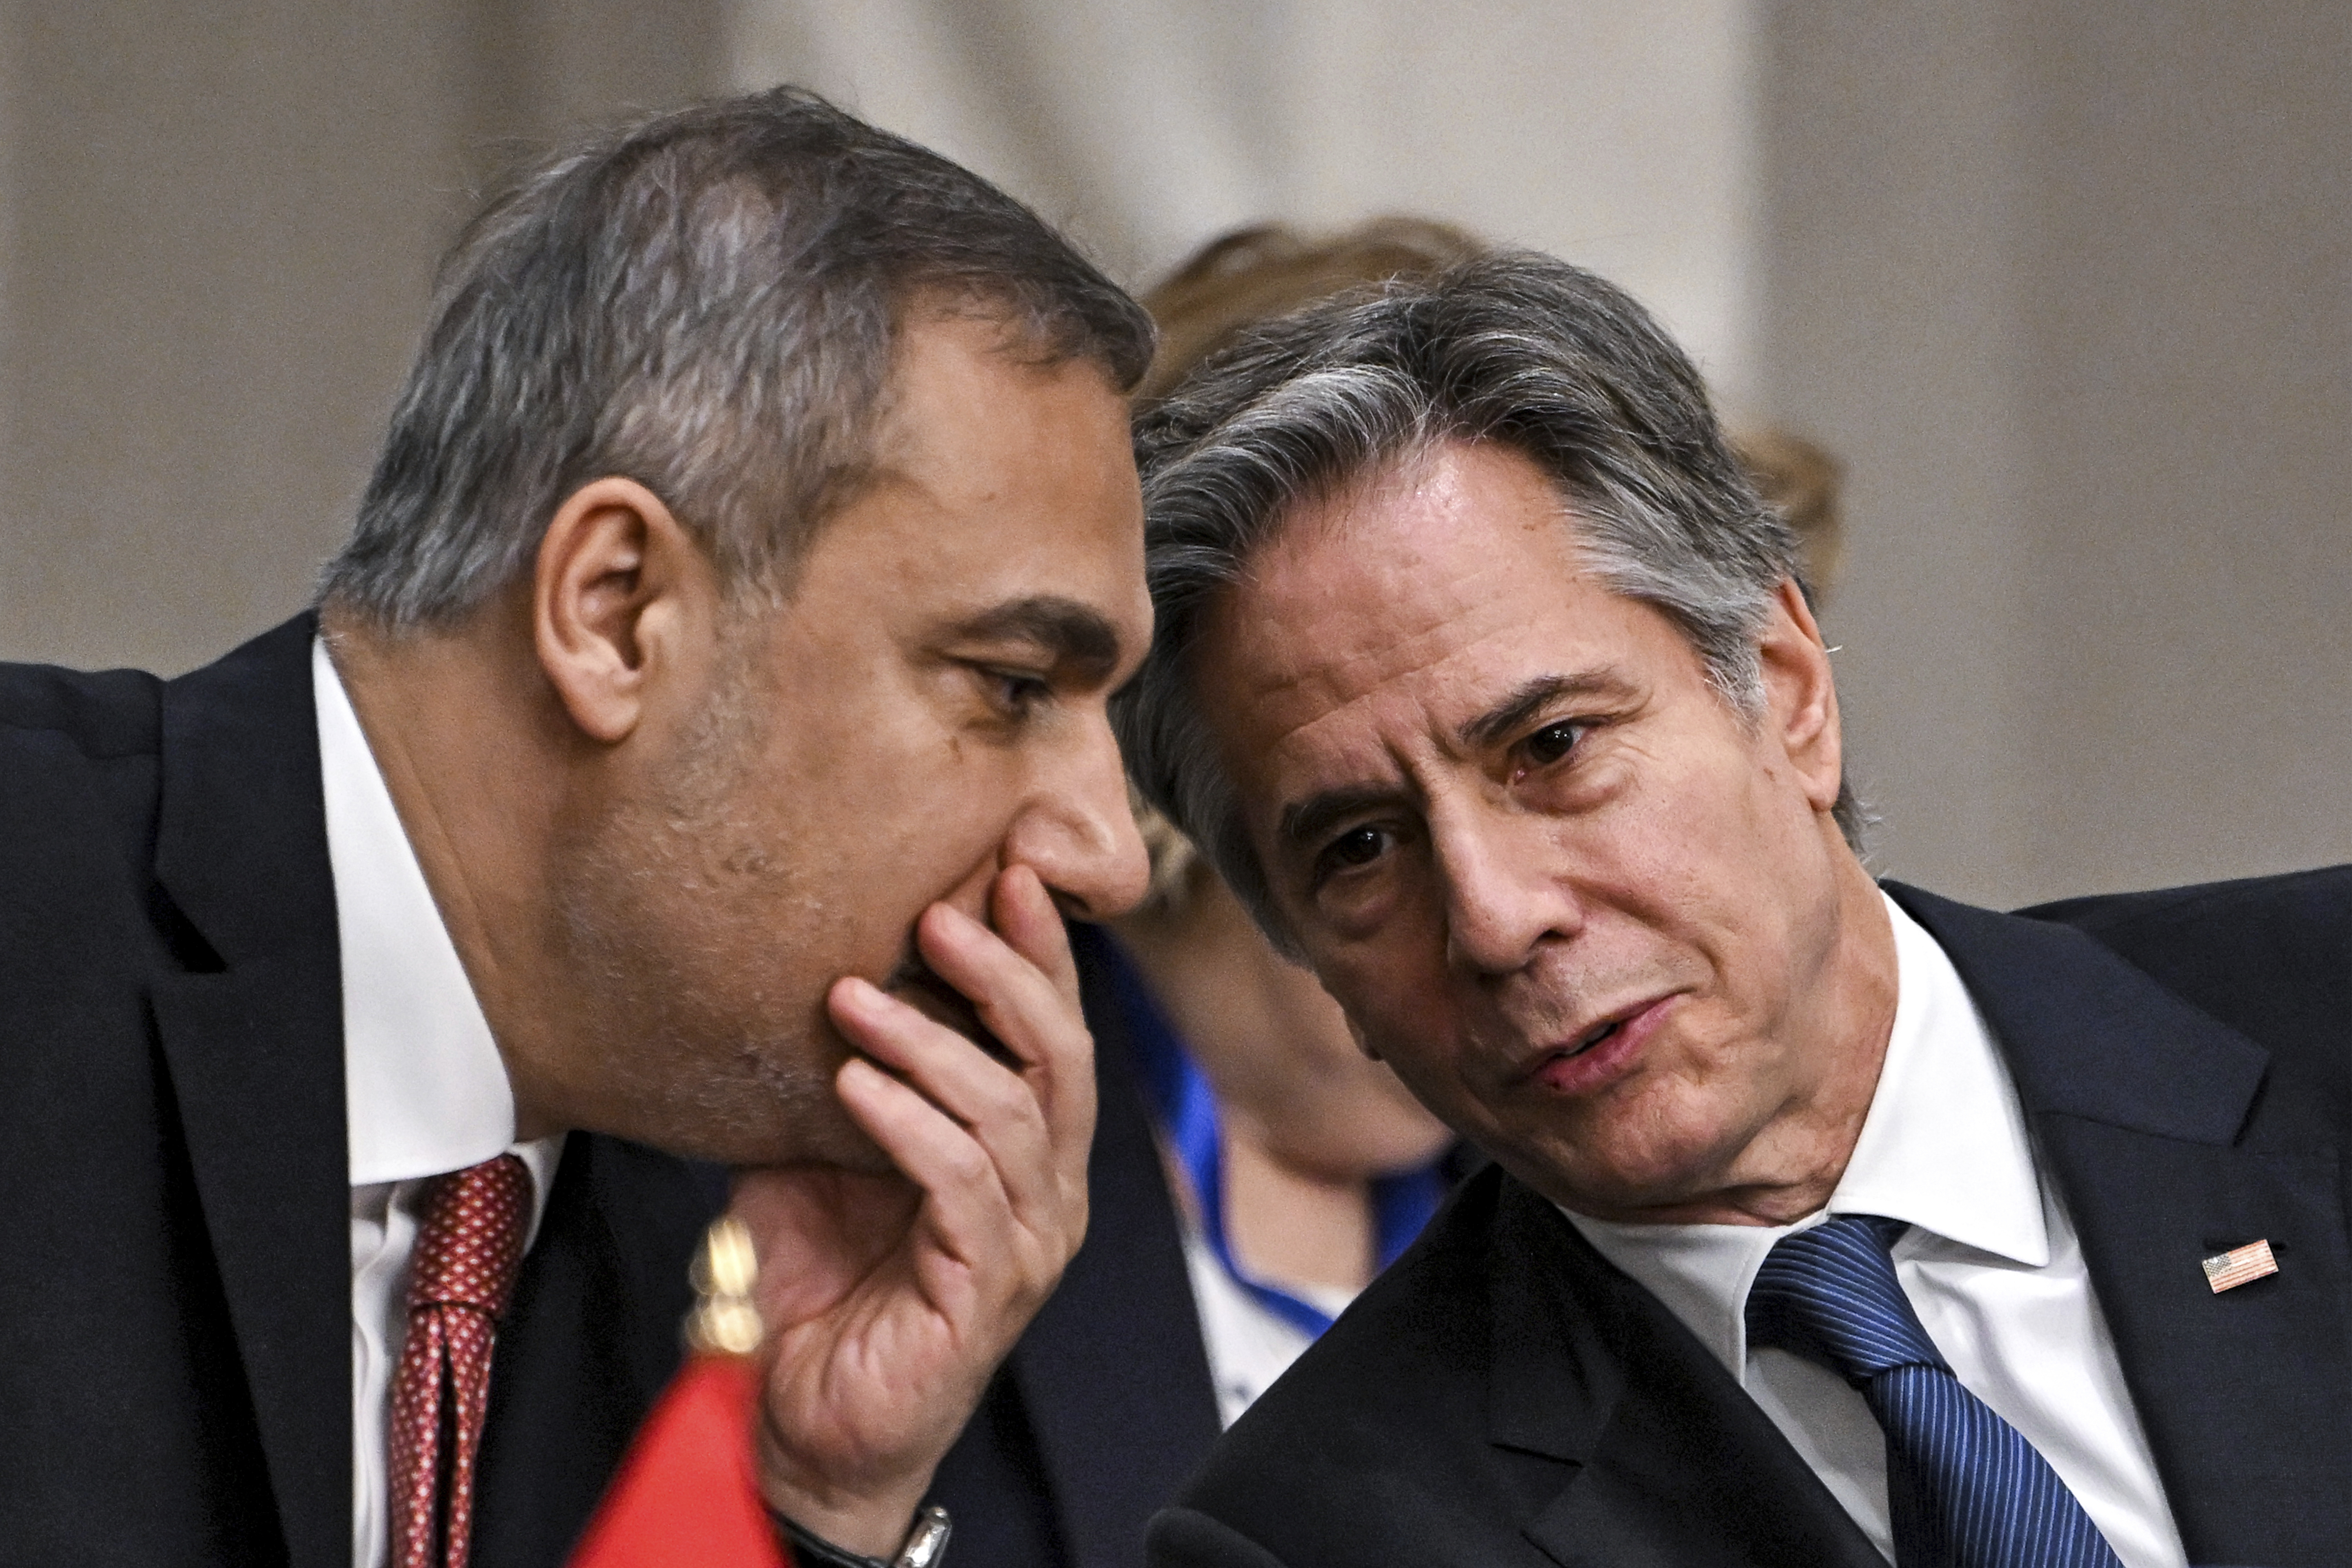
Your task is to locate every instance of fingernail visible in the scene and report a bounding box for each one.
[835,975,887,1013]
[929,901,986,941]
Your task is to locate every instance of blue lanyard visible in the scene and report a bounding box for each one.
[1087,927,1446,1339]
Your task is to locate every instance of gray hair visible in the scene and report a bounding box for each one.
[322,86,1154,627]
[1114,251,1865,949]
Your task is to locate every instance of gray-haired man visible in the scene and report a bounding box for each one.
[0,89,1154,1567]
[1120,254,2350,1568]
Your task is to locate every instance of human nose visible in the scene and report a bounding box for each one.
[1003,715,1151,922]
[1432,804,1584,976]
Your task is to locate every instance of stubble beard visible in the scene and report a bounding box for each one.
[547,626,894,1172]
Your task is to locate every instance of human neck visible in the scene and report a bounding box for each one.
[1219,1114,1376,1296]
[1115,882,1389,1295]
[321,598,580,1141]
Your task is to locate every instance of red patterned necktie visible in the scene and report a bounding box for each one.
[389,1153,534,1568]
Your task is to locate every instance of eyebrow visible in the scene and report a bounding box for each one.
[1274,671,1637,856]
[1457,672,1628,751]
[949,595,1125,681]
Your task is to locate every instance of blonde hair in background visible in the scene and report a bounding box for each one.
[1731,427,1846,603]
[1139,217,1487,401]
[1130,784,1205,919]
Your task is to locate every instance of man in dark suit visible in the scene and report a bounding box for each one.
[1111,252,2349,1568]
[0,88,1163,1568]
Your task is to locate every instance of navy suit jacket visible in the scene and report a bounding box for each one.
[1147,876,2352,1568]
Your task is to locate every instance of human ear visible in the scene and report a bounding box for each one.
[1757,577,1844,813]
[532,477,719,744]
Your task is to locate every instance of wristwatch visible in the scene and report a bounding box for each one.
[772,1504,951,1568]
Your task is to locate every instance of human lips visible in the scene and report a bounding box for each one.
[1516,994,1677,1096]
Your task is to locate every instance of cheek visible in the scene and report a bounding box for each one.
[1560,737,1790,928]
[753,699,1016,903]
[1316,956,1471,1107]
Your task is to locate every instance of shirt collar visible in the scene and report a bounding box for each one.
[1563,890,2047,1379]
[1832,890,2047,1269]
[315,636,523,1187]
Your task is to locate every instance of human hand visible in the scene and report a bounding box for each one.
[728,864,1096,1555]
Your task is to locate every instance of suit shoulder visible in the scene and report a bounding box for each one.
[0,660,166,870]
[1242,1160,1506,1401]
[1174,1168,1574,1564]
[1194,1164,1503,1454]
[2022,866,2352,979]
[2023,864,2351,933]
[1147,1507,1293,1568]
[0,658,163,760]
[2024,867,2352,1098]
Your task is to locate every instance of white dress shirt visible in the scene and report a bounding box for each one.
[316,638,563,1568]
[1564,893,2188,1568]
[1179,1227,1354,1427]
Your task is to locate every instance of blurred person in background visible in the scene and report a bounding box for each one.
[1735,426,1845,603]
[1091,806,1461,1424]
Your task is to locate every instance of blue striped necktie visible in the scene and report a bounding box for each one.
[1745,1214,2126,1568]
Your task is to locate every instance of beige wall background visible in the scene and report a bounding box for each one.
[0,0,721,678]
[727,0,1762,400]
[1757,1,2352,906]
[1,0,2344,909]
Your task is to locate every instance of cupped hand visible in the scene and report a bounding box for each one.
[728,864,1096,1556]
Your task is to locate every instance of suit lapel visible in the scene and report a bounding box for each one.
[148,615,351,1568]
[1487,1185,1884,1568]
[1012,927,1223,1568]
[1895,886,2352,1566]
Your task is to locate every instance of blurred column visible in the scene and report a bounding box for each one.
[0,0,724,674]
[1754,0,2042,904]
[726,0,1762,401]
[1757,0,2352,905]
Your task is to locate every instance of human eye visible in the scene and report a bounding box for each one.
[1310,823,1395,887]
[978,666,1054,720]
[1519,718,1589,770]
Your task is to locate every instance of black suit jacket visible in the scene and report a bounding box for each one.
[1146,877,2352,1568]
[928,924,1226,1568]
[0,617,726,1568]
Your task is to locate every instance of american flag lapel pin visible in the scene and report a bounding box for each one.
[2201,1239,2278,1294]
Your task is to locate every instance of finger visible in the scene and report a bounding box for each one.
[912,900,1069,1073]
[914,899,1096,1174]
[828,976,1055,1217]
[992,863,1080,999]
[989,868,1098,1166]
[831,1055,1047,1296]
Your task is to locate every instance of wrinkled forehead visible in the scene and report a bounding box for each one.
[1201,449,1576,704]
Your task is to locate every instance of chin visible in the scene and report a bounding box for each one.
[773,1114,900,1175]
[648,1103,898,1173]
[607,1044,876,1170]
